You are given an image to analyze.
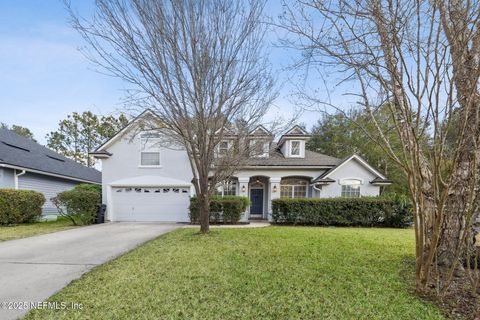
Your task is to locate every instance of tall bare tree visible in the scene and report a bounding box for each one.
[67,0,275,233]
[279,0,480,293]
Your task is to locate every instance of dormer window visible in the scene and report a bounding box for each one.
[216,140,232,158]
[278,125,310,159]
[219,141,229,156]
[291,141,301,156]
[250,140,269,158]
[140,132,161,166]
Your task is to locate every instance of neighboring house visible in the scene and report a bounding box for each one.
[91,110,391,223]
[0,128,101,214]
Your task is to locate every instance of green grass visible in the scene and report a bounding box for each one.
[0,217,76,241]
[25,227,444,320]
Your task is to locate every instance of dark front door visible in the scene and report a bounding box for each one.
[250,188,264,215]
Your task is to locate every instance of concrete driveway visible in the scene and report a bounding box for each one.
[0,222,179,320]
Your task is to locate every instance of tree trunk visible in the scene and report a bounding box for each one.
[371,1,438,289]
[436,0,480,271]
[437,139,479,269]
[198,193,210,234]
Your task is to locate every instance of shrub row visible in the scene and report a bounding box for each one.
[271,195,412,227]
[51,184,101,226]
[189,196,250,224]
[0,189,46,225]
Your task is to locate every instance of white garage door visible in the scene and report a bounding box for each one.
[112,187,190,222]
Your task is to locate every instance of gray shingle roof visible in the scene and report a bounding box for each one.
[0,128,101,183]
[245,144,341,167]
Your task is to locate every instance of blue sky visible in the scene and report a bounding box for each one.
[0,0,340,144]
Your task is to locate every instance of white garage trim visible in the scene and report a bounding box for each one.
[108,175,191,222]
[109,175,191,187]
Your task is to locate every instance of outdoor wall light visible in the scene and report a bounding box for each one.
[273,185,278,193]
[241,185,246,193]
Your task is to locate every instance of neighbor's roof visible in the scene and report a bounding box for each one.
[0,128,101,183]
[245,143,341,167]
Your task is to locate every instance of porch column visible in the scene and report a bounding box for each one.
[238,177,250,221]
[268,178,281,220]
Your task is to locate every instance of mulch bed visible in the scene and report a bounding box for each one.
[421,270,479,319]
[401,257,480,319]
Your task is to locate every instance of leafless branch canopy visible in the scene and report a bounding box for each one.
[67,0,276,233]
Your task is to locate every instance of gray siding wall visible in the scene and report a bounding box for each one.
[18,172,79,214]
[0,168,15,188]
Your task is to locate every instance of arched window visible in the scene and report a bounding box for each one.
[280,178,308,198]
[215,180,238,196]
[341,179,361,198]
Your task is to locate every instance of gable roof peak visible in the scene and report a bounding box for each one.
[319,154,387,180]
[94,109,162,152]
[249,125,272,136]
[284,125,309,136]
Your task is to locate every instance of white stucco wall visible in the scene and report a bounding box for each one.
[100,131,193,218]
[99,124,384,222]
[235,168,328,221]
[320,158,380,197]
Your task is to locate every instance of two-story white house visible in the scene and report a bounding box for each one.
[91,110,391,222]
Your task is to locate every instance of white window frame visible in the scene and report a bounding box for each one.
[290,140,301,157]
[215,180,238,196]
[250,140,270,158]
[340,179,362,198]
[216,140,231,158]
[280,178,308,198]
[261,141,270,158]
[219,141,229,155]
[139,132,162,167]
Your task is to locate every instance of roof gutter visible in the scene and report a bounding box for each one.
[0,163,101,185]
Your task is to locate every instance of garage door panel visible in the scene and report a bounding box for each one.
[112,187,190,222]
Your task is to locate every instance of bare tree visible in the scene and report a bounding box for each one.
[279,0,480,294]
[66,0,275,233]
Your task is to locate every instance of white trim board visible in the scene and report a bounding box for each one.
[321,154,386,180]
[95,109,161,152]
[284,125,308,135]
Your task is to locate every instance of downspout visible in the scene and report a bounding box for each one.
[312,183,323,198]
[14,169,26,189]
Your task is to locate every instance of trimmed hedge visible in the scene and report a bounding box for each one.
[51,185,101,226]
[272,195,412,227]
[189,196,249,224]
[0,189,46,225]
[73,183,101,193]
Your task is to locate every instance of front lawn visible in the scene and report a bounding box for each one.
[26,227,444,319]
[0,217,76,241]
